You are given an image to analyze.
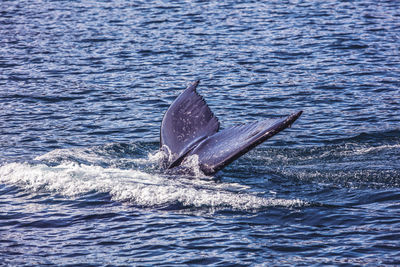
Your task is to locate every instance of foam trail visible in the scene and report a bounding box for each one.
[0,162,306,210]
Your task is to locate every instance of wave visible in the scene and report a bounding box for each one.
[0,158,306,211]
[2,126,398,212]
[250,136,400,188]
[323,129,400,145]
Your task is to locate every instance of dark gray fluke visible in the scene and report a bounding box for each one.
[160,81,302,175]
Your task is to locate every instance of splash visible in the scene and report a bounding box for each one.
[180,154,204,177]
[0,161,306,211]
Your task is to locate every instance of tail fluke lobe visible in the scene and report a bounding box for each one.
[160,81,220,166]
[187,111,302,175]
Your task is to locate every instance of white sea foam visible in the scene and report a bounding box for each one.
[180,154,204,177]
[34,145,166,174]
[351,144,400,155]
[35,147,103,165]
[0,162,306,210]
[318,143,400,159]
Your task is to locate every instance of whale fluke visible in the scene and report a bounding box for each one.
[160,81,302,175]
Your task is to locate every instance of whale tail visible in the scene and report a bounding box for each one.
[160,81,302,175]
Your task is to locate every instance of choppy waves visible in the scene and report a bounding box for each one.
[1,128,398,213]
[0,145,307,211]
[248,130,400,189]
[1,0,400,264]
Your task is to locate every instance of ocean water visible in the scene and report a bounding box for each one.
[1,0,399,265]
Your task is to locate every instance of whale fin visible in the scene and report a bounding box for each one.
[187,111,302,175]
[160,81,220,166]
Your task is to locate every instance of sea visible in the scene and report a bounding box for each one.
[1,0,399,265]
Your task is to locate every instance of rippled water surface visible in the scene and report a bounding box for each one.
[1,0,400,265]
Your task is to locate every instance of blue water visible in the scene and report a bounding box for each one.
[1,0,400,265]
